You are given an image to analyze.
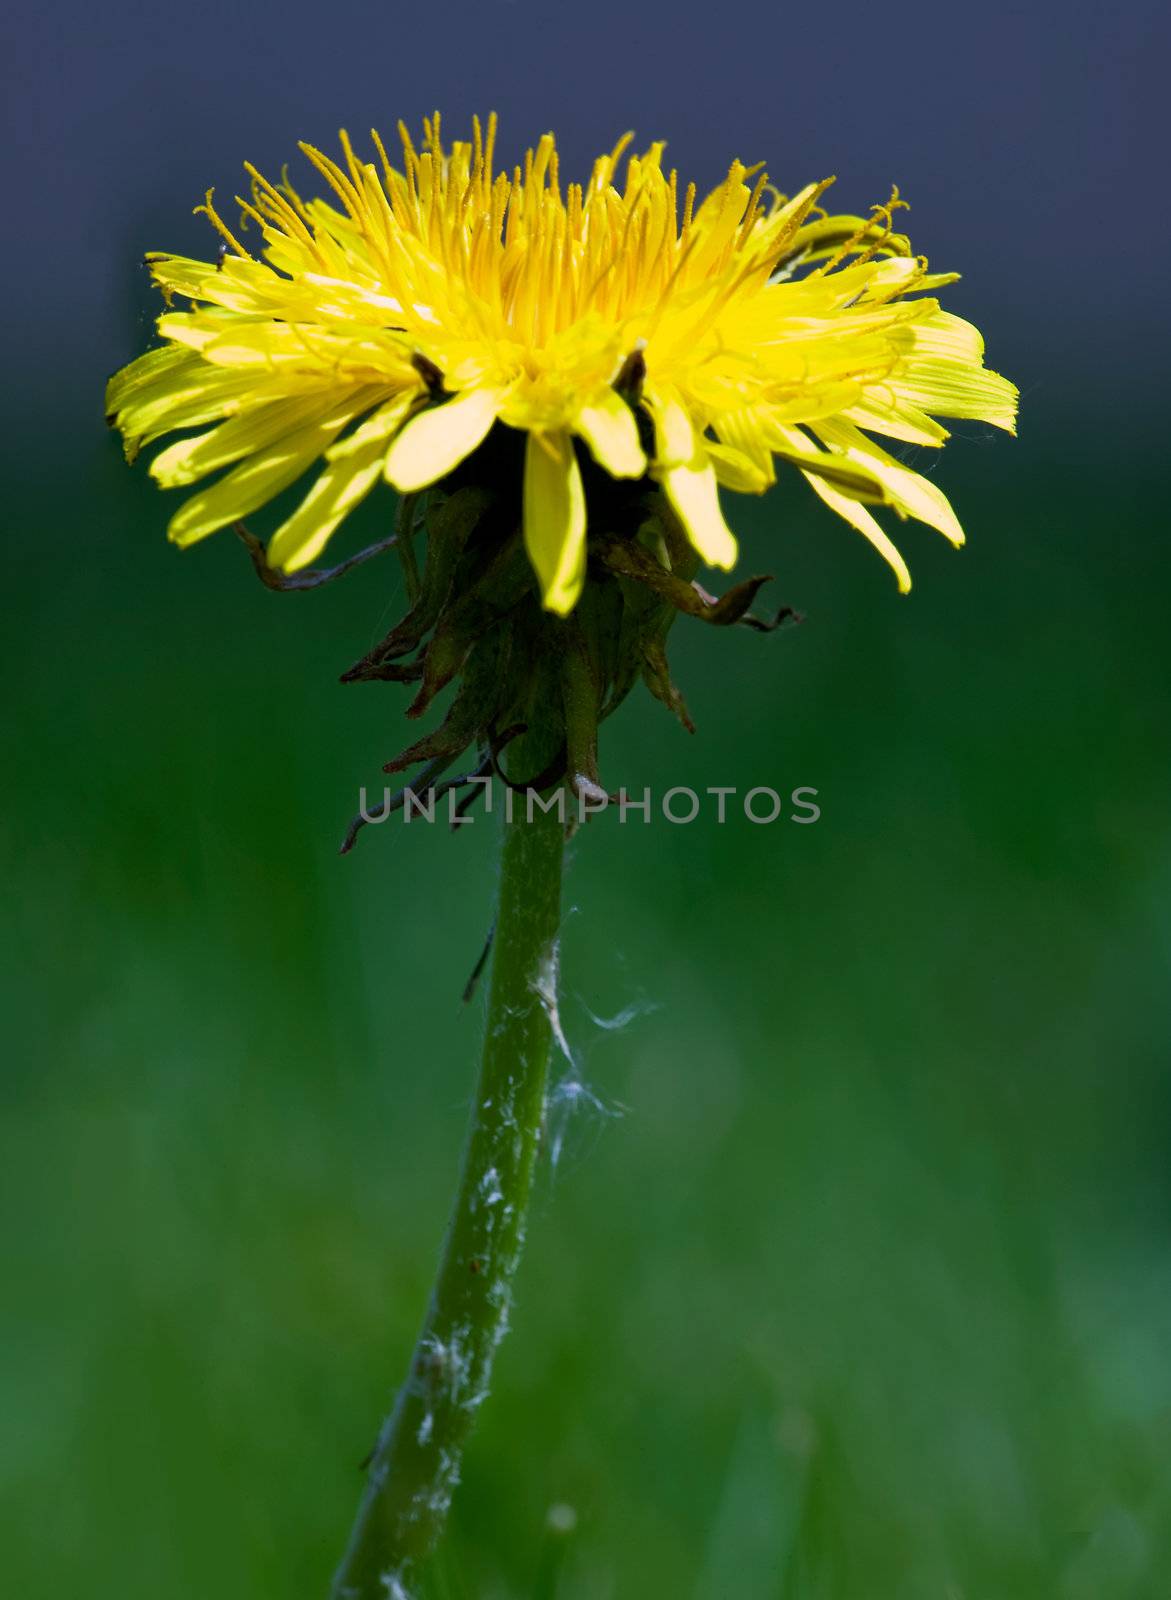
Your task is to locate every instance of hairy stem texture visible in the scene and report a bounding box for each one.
[331,784,565,1599]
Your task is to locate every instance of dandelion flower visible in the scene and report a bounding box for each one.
[106,122,1021,1596]
[106,114,1016,613]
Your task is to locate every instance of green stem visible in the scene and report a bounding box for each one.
[331,771,566,1599]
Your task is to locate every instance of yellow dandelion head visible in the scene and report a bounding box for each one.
[106,115,1018,813]
[106,113,1016,612]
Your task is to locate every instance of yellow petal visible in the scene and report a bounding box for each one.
[268,395,415,571]
[815,418,966,546]
[575,391,646,478]
[147,253,286,316]
[150,393,347,487]
[891,360,1018,434]
[802,470,912,593]
[523,431,586,615]
[155,314,232,354]
[643,387,694,468]
[107,345,248,461]
[705,439,772,494]
[662,451,738,571]
[905,309,987,363]
[767,424,887,500]
[383,387,500,492]
[842,396,948,448]
[646,392,739,567]
[105,344,190,418]
[166,406,358,547]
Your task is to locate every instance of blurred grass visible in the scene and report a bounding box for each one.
[3,411,1170,1599]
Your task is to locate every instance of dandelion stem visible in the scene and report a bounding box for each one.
[331,756,566,1599]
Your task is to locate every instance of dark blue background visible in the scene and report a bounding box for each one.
[4,0,1164,431]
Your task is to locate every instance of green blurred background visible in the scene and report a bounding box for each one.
[3,2,1168,1595]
